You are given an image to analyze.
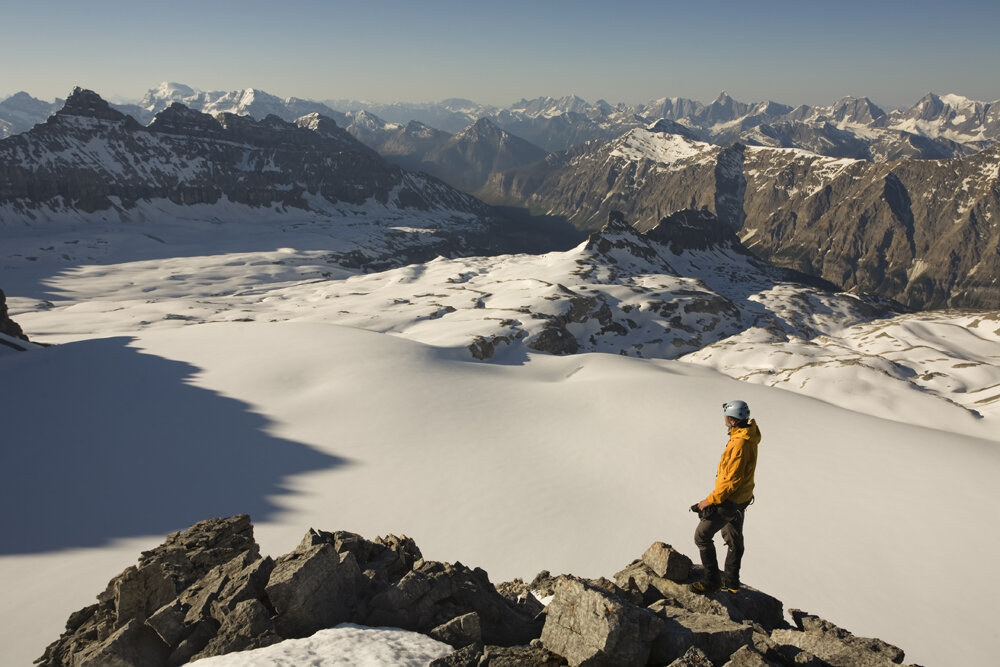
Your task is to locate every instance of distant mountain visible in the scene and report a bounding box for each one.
[135,82,351,126]
[0,92,63,138]
[482,122,1000,310]
[890,92,1000,145]
[341,114,548,194]
[0,88,558,269]
[4,84,997,162]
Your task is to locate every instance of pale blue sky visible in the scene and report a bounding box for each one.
[2,0,998,109]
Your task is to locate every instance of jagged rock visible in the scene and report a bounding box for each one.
[191,598,281,661]
[429,642,485,667]
[770,609,906,667]
[641,542,692,582]
[723,644,781,666]
[0,288,29,343]
[38,517,916,667]
[540,576,662,667]
[72,618,170,667]
[164,620,217,667]
[494,572,551,620]
[648,600,754,664]
[476,644,568,666]
[614,560,786,632]
[430,642,568,667]
[430,611,482,648]
[295,528,421,589]
[667,646,714,666]
[265,541,361,638]
[367,559,541,646]
[36,515,260,667]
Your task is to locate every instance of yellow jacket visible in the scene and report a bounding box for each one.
[705,419,761,506]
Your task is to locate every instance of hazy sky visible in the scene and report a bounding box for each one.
[2,0,998,109]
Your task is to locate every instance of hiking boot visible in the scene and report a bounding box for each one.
[689,578,721,595]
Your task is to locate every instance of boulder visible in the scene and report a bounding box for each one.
[540,576,662,666]
[72,618,170,667]
[614,561,786,632]
[723,645,781,666]
[191,598,282,661]
[430,611,482,648]
[648,601,754,665]
[641,542,692,582]
[367,559,541,646]
[298,528,422,584]
[430,642,567,667]
[770,609,906,667]
[265,542,362,638]
[429,642,485,667]
[667,646,713,666]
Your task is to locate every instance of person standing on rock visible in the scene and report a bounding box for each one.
[690,399,761,595]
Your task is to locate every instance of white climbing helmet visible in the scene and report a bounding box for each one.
[722,400,750,421]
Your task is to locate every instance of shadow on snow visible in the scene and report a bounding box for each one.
[0,336,347,554]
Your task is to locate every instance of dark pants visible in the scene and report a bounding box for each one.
[694,502,749,586]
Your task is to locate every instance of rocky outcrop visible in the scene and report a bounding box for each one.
[38,516,915,667]
[0,288,29,344]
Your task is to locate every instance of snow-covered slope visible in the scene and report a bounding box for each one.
[2,203,1000,666]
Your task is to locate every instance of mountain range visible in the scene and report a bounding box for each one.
[484,124,1000,309]
[4,84,999,159]
[2,84,1000,310]
[0,87,578,269]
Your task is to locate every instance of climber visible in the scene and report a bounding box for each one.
[690,399,761,595]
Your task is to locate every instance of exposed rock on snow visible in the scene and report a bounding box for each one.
[0,287,29,344]
[37,515,913,667]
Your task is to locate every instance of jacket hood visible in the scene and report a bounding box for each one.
[730,418,761,445]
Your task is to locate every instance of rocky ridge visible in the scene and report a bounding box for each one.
[5,87,997,160]
[483,125,1000,309]
[0,88,571,268]
[37,515,915,667]
[0,87,477,217]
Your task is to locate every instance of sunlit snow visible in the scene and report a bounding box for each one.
[2,214,999,666]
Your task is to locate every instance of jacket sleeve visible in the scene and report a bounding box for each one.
[705,435,749,505]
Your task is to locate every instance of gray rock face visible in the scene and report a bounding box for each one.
[613,561,785,633]
[366,559,541,646]
[641,542,693,582]
[265,543,361,638]
[540,577,662,667]
[648,602,753,665]
[38,519,913,667]
[0,288,28,343]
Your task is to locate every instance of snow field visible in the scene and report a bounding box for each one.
[3,218,1000,665]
